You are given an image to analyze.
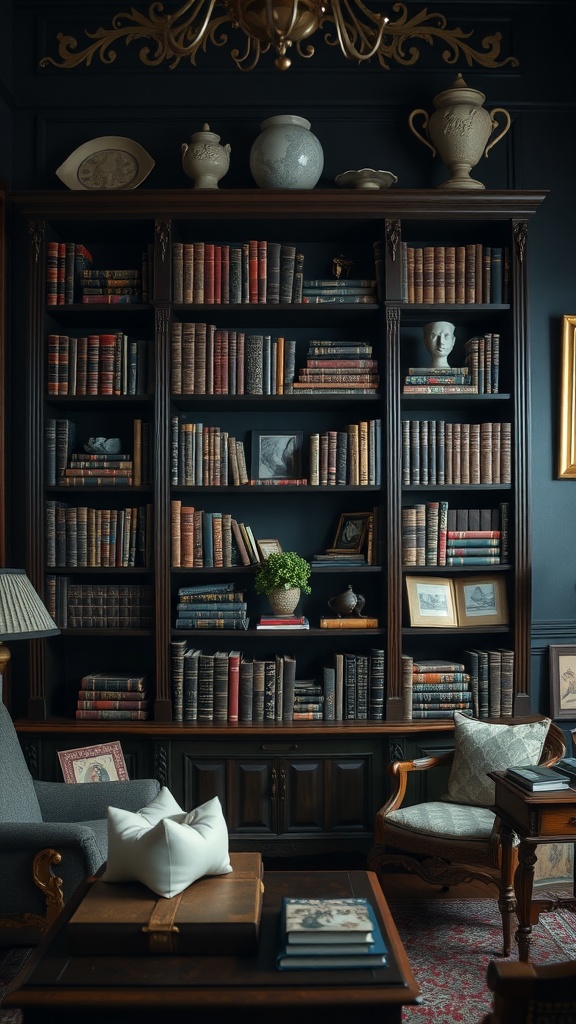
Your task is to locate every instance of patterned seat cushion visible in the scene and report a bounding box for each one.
[385,800,496,840]
[446,712,551,807]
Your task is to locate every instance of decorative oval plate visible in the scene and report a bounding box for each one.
[56,136,155,190]
[335,169,398,190]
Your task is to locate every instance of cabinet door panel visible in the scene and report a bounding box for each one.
[325,757,372,832]
[281,759,324,834]
[182,756,227,813]
[228,760,276,835]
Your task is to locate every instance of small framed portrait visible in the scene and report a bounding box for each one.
[256,538,283,560]
[329,512,371,554]
[251,430,303,482]
[454,575,508,626]
[405,576,457,628]
[549,644,576,719]
[57,741,129,783]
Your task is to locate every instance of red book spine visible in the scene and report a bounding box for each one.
[204,242,215,304]
[213,244,222,304]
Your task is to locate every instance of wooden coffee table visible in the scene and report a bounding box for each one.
[5,868,420,1024]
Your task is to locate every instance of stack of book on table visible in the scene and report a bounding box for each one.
[276,897,387,970]
[505,765,571,792]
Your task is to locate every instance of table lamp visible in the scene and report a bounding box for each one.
[0,569,60,694]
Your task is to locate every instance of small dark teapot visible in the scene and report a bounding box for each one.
[327,584,366,618]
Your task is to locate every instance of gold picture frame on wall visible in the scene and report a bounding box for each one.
[558,314,576,477]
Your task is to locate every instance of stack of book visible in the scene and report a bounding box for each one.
[76,672,149,721]
[276,897,387,970]
[256,614,309,630]
[79,268,143,304]
[301,278,377,305]
[175,582,249,630]
[402,658,474,720]
[505,765,571,792]
[293,339,378,395]
[293,679,325,720]
[58,451,134,487]
[446,531,501,566]
[402,365,477,395]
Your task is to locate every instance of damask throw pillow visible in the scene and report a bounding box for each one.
[103,787,232,897]
[446,712,551,807]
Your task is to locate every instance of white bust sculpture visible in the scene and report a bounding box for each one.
[423,320,456,369]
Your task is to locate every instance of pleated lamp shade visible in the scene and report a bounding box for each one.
[0,569,60,640]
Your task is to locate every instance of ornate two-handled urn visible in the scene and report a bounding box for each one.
[408,74,511,190]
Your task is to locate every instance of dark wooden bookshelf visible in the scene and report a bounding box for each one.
[10,187,545,856]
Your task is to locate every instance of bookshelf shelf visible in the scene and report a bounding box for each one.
[11,187,544,856]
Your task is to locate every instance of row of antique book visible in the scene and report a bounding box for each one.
[169,643,385,722]
[171,326,379,396]
[45,501,152,568]
[45,419,152,487]
[169,418,381,487]
[45,578,154,634]
[47,332,152,396]
[401,501,510,567]
[400,242,510,305]
[402,333,500,395]
[401,652,515,720]
[46,241,154,305]
[401,419,512,486]
[172,240,305,305]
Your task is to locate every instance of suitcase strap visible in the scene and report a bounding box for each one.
[142,891,184,954]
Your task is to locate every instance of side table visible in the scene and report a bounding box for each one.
[489,770,576,962]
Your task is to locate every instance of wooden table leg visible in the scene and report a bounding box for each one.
[514,839,537,962]
[497,821,517,957]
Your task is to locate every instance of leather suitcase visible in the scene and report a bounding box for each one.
[67,852,264,955]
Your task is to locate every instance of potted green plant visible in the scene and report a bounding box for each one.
[254,551,312,616]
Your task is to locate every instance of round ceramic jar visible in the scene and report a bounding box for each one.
[249,114,324,190]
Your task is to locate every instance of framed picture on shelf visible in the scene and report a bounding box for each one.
[454,575,508,626]
[57,741,129,783]
[405,576,457,628]
[256,538,282,560]
[329,512,371,554]
[558,314,576,478]
[251,430,303,482]
[549,644,576,719]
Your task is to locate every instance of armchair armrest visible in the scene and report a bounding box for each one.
[34,778,161,822]
[373,752,455,843]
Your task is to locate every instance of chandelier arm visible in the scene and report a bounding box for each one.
[328,0,386,60]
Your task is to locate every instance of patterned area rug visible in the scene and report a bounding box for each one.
[1,901,575,1023]
[389,898,576,1023]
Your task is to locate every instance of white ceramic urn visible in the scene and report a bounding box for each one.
[250,114,324,190]
[181,123,231,189]
[408,74,511,189]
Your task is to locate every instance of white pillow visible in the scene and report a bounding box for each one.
[446,712,551,807]
[103,788,232,897]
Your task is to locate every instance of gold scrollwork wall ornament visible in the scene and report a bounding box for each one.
[39,1,519,73]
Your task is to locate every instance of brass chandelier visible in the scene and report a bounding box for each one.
[40,1,518,73]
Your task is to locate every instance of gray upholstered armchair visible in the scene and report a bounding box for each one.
[0,701,160,945]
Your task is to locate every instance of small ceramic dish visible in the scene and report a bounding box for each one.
[56,136,155,190]
[335,169,398,190]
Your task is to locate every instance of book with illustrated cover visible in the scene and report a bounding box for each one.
[277,897,387,969]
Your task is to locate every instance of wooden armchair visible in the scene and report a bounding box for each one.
[368,716,566,956]
[481,958,576,1024]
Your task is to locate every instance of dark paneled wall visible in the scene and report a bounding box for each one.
[5,0,576,728]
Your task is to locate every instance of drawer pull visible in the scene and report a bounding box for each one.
[568,816,576,827]
[260,745,299,751]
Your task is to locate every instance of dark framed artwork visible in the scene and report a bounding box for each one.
[251,430,303,481]
[549,644,576,719]
[329,512,371,554]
